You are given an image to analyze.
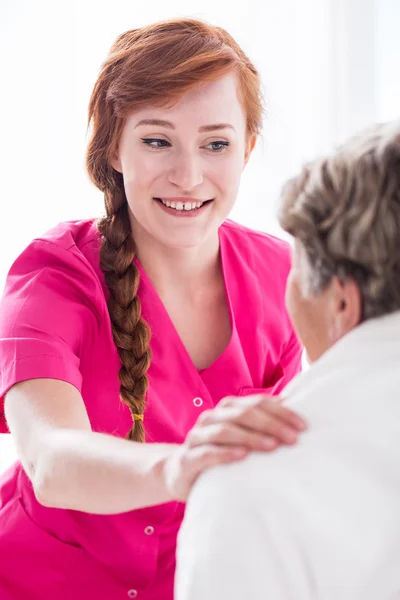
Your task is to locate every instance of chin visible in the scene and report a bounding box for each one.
[153,222,216,249]
[160,234,207,250]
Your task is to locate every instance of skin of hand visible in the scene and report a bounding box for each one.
[163,394,307,501]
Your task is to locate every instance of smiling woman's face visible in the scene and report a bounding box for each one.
[111,73,254,251]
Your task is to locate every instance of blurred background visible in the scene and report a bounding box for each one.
[1,0,399,470]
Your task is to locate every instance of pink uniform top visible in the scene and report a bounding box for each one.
[0,218,302,600]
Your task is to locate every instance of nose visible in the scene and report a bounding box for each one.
[167,152,204,191]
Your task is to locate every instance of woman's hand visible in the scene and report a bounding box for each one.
[163,394,307,502]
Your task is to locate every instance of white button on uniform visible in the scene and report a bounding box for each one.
[144,526,155,536]
[127,591,138,599]
[193,397,203,407]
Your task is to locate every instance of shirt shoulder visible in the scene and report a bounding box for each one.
[220,219,292,280]
[34,218,101,257]
[2,219,104,317]
[12,219,103,284]
[220,219,293,317]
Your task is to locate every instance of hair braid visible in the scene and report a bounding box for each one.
[97,199,152,442]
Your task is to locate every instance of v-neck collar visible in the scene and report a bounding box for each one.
[134,226,236,375]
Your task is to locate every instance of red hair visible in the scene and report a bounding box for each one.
[86,18,263,442]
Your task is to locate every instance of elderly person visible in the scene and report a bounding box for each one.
[175,121,400,600]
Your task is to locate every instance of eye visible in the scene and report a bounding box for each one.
[141,138,171,149]
[204,141,230,153]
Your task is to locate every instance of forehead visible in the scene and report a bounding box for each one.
[127,73,246,131]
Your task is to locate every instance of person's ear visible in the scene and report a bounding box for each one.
[330,276,362,341]
[110,150,122,173]
[243,135,257,168]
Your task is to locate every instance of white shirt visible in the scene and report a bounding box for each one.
[175,312,400,600]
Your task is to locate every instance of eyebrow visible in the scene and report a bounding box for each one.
[134,119,236,132]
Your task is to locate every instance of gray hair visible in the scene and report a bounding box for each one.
[278,121,400,321]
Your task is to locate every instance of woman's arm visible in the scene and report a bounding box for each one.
[5,378,177,514]
[5,379,306,514]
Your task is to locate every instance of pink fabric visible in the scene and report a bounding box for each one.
[0,219,302,599]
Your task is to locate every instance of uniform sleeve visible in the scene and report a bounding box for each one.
[175,456,313,600]
[0,239,102,432]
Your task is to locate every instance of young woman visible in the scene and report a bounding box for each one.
[0,18,305,600]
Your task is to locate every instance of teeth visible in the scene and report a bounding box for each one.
[158,198,204,211]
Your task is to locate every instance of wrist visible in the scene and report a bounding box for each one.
[155,443,180,502]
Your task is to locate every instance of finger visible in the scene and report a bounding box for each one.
[190,444,249,474]
[236,409,299,444]
[188,422,279,451]
[218,394,307,431]
[218,396,237,408]
[198,405,299,444]
[258,397,307,431]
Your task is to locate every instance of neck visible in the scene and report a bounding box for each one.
[130,219,221,294]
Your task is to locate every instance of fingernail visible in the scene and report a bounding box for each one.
[296,420,307,431]
[282,428,297,443]
[260,438,277,450]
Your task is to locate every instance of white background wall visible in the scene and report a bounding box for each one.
[1,0,399,471]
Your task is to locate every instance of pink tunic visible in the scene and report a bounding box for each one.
[0,218,302,600]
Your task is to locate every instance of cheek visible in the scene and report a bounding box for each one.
[122,155,158,187]
[286,273,319,347]
[118,139,165,184]
[122,163,164,212]
[285,270,301,325]
[211,157,243,202]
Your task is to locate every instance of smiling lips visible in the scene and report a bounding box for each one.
[154,197,213,212]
